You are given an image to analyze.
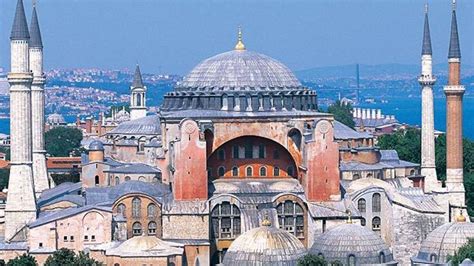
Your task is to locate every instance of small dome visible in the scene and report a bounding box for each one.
[47,113,66,125]
[310,223,394,265]
[115,108,130,122]
[106,235,183,257]
[414,219,474,264]
[223,222,307,266]
[177,50,302,91]
[88,140,104,151]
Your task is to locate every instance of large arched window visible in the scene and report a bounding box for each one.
[148,221,157,235]
[117,203,126,217]
[277,200,304,238]
[348,255,356,266]
[147,203,156,218]
[379,252,386,263]
[232,167,238,177]
[287,166,295,177]
[259,166,267,177]
[357,198,366,213]
[218,166,225,177]
[372,217,381,231]
[115,176,120,186]
[288,129,302,150]
[132,222,142,236]
[218,149,225,161]
[211,202,241,239]
[95,175,99,186]
[246,166,253,177]
[372,193,381,212]
[132,197,141,218]
[274,167,280,177]
[124,176,131,181]
[430,253,437,262]
[360,218,366,226]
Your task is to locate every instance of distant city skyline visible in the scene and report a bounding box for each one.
[0,0,473,75]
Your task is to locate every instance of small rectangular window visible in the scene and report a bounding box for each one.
[63,236,68,242]
[70,236,75,242]
[232,146,239,159]
[39,243,43,248]
[91,235,96,241]
[84,235,88,241]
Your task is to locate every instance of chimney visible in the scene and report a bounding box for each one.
[371,109,376,120]
[362,109,366,119]
[377,109,382,119]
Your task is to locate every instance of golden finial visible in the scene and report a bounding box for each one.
[346,209,353,224]
[261,214,271,227]
[455,210,467,223]
[234,26,246,51]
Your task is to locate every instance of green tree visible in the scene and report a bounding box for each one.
[377,128,421,164]
[447,238,474,265]
[0,169,9,190]
[327,101,355,129]
[0,146,10,161]
[6,254,37,266]
[45,127,83,157]
[297,254,327,266]
[75,251,103,266]
[45,249,102,266]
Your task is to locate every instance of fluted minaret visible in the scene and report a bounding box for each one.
[30,2,49,196]
[418,4,438,193]
[444,0,465,209]
[130,65,147,120]
[5,0,37,241]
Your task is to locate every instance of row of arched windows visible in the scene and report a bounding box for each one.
[116,199,157,218]
[357,193,381,213]
[108,175,161,186]
[360,216,381,231]
[132,221,157,236]
[215,165,295,177]
[352,172,382,180]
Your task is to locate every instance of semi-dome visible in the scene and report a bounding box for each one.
[161,29,317,113]
[413,214,474,264]
[88,140,104,151]
[106,235,183,257]
[222,219,307,266]
[310,223,395,265]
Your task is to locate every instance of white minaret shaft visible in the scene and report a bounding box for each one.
[130,64,147,120]
[418,5,438,193]
[5,0,37,241]
[30,4,49,196]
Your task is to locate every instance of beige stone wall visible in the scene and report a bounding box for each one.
[162,215,209,240]
[105,255,181,266]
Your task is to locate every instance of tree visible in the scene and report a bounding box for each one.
[45,127,83,157]
[447,238,474,265]
[45,249,102,266]
[6,254,37,266]
[297,254,327,266]
[0,169,9,190]
[377,128,421,164]
[327,100,355,129]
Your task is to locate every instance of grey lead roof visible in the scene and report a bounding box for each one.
[104,163,161,174]
[108,114,161,136]
[29,205,112,228]
[132,64,144,88]
[422,11,432,55]
[333,120,372,140]
[448,9,461,59]
[29,6,43,48]
[10,0,30,40]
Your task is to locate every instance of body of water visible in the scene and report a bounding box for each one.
[0,97,472,139]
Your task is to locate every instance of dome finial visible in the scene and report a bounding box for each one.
[261,214,271,227]
[452,0,456,11]
[234,26,246,51]
[455,209,467,223]
[424,3,428,14]
[346,209,353,224]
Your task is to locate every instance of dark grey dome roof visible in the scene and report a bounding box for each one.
[310,223,394,265]
[223,223,306,266]
[177,50,301,91]
[108,115,161,137]
[88,140,104,151]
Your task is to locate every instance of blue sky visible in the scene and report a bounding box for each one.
[0,0,472,75]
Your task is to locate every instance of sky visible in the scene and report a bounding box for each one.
[0,0,473,75]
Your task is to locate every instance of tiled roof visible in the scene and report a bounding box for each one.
[333,121,372,140]
[29,205,111,228]
[104,163,161,174]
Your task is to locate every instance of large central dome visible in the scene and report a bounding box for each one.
[176,50,302,90]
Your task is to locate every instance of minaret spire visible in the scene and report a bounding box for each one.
[30,3,43,48]
[422,4,432,55]
[132,64,144,88]
[448,0,461,59]
[130,64,147,120]
[10,0,30,40]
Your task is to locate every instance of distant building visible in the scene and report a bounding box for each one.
[352,107,403,136]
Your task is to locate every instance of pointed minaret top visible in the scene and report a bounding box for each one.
[10,0,30,40]
[234,26,246,51]
[132,65,144,88]
[448,0,461,59]
[30,4,43,48]
[422,4,432,55]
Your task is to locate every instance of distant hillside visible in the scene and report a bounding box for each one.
[295,63,474,81]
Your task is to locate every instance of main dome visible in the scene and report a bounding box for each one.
[176,50,302,90]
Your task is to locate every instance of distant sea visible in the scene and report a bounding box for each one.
[0,97,472,139]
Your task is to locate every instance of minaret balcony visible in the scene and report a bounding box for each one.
[418,75,436,86]
[443,85,465,94]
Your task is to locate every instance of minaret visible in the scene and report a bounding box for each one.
[444,0,465,209]
[30,1,49,196]
[418,4,438,193]
[5,0,37,241]
[130,65,147,120]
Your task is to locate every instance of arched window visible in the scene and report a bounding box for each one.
[246,166,253,177]
[372,193,381,212]
[258,144,265,158]
[348,255,356,266]
[114,263,120,266]
[132,222,142,236]
[274,167,280,177]
[218,166,225,177]
[372,217,381,231]
[148,221,157,235]
[117,203,126,217]
[115,176,120,186]
[152,176,160,183]
[376,173,382,179]
[367,173,373,178]
[410,169,416,176]
[379,252,386,263]
[357,199,366,213]
[124,176,131,181]
[147,203,156,218]
[95,175,99,186]
[288,129,302,150]
[353,174,360,180]
[211,202,241,239]
[232,145,239,159]
[360,218,366,226]
[273,149,280,159]
[287,166,295,177]
[138,139,145,152]
[232,167,238,177]
[430,253,437,262]
[132,197,141,218]
[259,167,267,177]
[218,149,225,161]
[277,200,304,238]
